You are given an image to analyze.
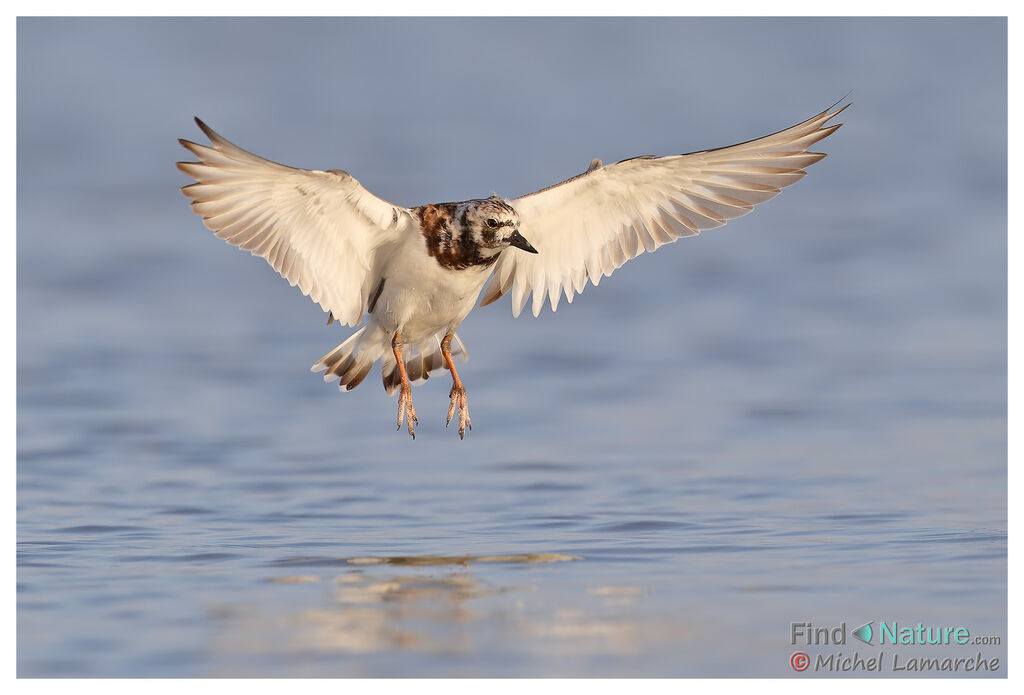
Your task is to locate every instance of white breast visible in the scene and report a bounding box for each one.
[369,232,494,343]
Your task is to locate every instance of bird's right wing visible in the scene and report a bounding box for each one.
[177,118,410,327]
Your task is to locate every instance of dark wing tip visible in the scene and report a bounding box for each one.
[193,117,218,141]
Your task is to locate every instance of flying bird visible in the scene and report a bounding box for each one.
[177,102,847,439]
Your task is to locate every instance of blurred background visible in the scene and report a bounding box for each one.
[17,18,1006,676]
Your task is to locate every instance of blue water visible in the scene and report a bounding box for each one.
[17,17,1006,677]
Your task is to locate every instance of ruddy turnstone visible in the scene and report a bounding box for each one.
[178,102,847,439]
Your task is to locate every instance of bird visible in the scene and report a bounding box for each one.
[177,101,847,439]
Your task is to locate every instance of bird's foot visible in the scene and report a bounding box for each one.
[397,384,418,439]
[446,383,472,439]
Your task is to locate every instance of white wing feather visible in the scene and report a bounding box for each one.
[178,119,409,327]
[481,104,849,317]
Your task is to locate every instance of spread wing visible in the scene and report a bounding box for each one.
[177,118,409,327]
[481,103,849,317]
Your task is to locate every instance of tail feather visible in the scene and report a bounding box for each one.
[311,326,385,392]
[313,327,468,394]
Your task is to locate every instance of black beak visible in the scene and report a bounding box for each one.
[507,230,538,254]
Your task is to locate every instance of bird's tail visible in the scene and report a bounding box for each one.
[312,327,468,394]
[311,326,387,391]
[380,332,468,396]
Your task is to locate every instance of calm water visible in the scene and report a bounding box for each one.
[17,18,1006,677]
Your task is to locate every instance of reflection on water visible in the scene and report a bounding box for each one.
[212,553,680,668]
[280,552,581,567]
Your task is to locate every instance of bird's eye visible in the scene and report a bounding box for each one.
[486,218,498,228]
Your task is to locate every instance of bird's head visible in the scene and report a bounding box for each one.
[457,197,537,255]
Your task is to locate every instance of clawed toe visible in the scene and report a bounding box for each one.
[397,385,418,439]
[446,385,472,439]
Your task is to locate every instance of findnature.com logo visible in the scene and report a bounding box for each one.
[788,621,1001,674]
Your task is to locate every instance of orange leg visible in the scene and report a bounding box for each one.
[392,332,417,439]
[442,333,471,439]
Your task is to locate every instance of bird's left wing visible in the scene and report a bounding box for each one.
[178,118,410,327]
[481,103,848,317]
